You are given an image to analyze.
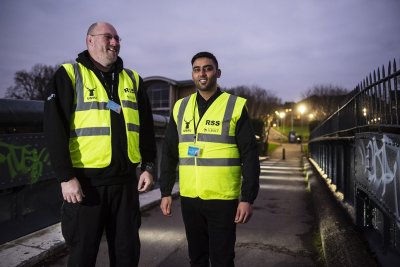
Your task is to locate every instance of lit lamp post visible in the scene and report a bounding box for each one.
[279,111,286,123]
[286,108,293,131]
[279,111,285,144]
[362,107,368,124]
[298,105,306,128]
[274,111,280,128]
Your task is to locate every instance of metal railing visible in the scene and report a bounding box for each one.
[310,58,400,140]
[0,99,169,244]
[308,57,400,255]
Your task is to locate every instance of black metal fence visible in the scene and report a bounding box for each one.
[308,57,400,256]
[310,58,399,139]
[0,99,168,244]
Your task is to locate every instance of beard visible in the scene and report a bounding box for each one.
[104,51,118,65]
[195,78,217,92]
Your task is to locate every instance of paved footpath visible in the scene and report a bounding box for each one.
[29,143,320,267]
[2,143,379,267]
[234,143,320,266]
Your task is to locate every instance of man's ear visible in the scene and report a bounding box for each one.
[86,35,94,47]
[217,69,222,78]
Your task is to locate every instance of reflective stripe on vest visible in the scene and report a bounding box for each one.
[179,157,242,166]
[173,92,246,200]
[63,63,141,167]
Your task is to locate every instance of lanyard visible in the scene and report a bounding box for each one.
[193,99,199,143]
[100,72,115,100]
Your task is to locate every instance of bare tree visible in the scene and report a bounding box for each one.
[5,64,56,100]
[302,84,348,99]
[222,85,281,156]
[224,85,281,119]
[300,84,349,120]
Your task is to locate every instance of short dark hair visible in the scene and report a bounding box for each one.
[191,51,219,69]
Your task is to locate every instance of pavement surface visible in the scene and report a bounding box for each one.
[0,143,380,267]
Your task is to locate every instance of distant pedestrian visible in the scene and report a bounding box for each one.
[160,51,260,266]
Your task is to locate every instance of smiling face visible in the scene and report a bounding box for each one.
[86,22,120,72]
[192,57,221,99]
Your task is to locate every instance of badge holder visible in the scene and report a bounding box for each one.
[106,100,122,114]
[188,145,202,157]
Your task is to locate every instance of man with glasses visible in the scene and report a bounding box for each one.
[44,22,156,266]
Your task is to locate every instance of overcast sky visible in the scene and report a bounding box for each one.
[1,0,399,102]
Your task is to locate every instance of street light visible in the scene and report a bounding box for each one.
[286,108,293,131]
[279,112,285,144]
[298,105,306,116]
[298,104,306,128]
[279,112,286,130]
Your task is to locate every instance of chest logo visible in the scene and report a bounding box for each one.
[124,87,135,94]
[184,118,193,130]
[205,120,221,126]
[85,85,97,100]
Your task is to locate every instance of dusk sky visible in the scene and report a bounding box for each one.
[1,0,399,102]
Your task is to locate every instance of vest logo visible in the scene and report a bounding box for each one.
[124,88,135,94]
[183,118,193,132]
[124,87,137,101]
[203,127,220,133]
[203,120,221,133]
[205,120,220,126]
[85,85,97,100]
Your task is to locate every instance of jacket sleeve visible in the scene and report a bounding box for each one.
[43,66,76,182]
[236,108,260,203]
[159,114,179,197]
[137,77,157,165]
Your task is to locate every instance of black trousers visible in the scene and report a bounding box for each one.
[181,196,238,267]
[61,180,141,267]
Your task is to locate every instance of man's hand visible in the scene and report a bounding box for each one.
[234,202,253,224]
[138,171,154,192]
[160,196,172,216]
[61,177,85,203]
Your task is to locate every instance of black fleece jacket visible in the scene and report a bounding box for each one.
[44,50,156,186]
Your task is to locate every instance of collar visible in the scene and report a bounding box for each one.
[196,88,222,104]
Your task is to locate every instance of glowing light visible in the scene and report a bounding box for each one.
[298,105,306,115]
[362,107,367,116]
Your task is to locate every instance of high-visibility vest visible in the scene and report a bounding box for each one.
[173,92,246,200]
[62,63,141,168]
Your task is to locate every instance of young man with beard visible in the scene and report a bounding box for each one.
[160,51,260,267]
[44,22,156,266]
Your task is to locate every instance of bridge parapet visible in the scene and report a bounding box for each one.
[308,57,400,259]
[0,99,168,244]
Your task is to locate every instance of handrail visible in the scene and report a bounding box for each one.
[310,57,400,140]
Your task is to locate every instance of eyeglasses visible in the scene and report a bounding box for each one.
[90,33,122,42]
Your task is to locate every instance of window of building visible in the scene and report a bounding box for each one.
[146,82,170,115]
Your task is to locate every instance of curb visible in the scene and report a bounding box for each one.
[303,158,378,267]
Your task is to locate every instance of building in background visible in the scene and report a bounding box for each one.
[144,76,195,116]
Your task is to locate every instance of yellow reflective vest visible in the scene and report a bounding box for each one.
[173,92,246,200]
[62,63,141,168]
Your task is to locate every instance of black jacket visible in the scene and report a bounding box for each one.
[44,50,156,186]
[159,89,260,203]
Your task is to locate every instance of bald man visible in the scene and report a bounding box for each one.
[44,22,156,266]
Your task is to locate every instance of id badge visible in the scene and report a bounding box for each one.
[188,145,201,157]
[106,100,122,114]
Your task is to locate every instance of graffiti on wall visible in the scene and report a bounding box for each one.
[356,134,400,226]
[0,140,50,185]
